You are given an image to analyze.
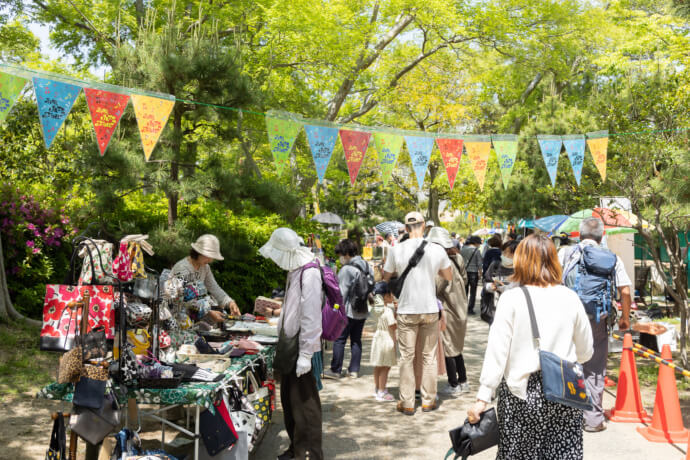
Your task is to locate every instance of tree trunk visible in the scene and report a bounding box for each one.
[167,109,183,228]
[427,161,440,225]
[0,237,41,325]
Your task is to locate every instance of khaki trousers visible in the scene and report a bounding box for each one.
[397,313,439,408]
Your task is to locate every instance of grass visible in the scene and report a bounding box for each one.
[608,352,690,393]
[0,318,58,400]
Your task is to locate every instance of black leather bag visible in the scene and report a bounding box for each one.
[447,407,499,460]
[80,325,107,361]
[388,241,427,298]
[73,376,107,409]
[45,412,66,460]
[479,290,495,325]
[200,400,238,456]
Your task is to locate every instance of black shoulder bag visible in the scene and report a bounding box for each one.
[388,241,428,298]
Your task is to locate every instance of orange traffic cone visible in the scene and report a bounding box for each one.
[606,333,652,423]
[637,345,689,443]
[685,431,690,460]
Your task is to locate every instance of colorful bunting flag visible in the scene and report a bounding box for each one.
[265,115,302,176]
[0,72,27,122]
[33,77,81,149]
[405,135,434,189]
[373,132,403,186]
[537,135,563,186]
[465,135,491,190]
[339,129,371,185]
[304,125,338,183]
[84,88,129,156]
[586,130,609,181]
[131,94,175,160]
[561,134,586,185]
[436,138,464,190]
[492,134,518,189]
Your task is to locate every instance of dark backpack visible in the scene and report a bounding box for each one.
[348,262,375,314]
[563,244,617,322]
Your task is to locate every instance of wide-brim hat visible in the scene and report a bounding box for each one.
[191,234,224,261]
[427,226,454,249]
[259,228,315,271]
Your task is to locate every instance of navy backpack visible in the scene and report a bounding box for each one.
[563,244,618,322]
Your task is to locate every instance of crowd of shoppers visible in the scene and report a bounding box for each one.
[262,214,630,460]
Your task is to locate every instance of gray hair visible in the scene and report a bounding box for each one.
[580,217,604,243]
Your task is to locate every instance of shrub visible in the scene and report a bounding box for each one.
[0,184,75,318]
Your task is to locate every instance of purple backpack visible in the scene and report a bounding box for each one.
[300,260,346,341]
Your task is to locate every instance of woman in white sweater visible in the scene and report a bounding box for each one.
[468,234,593,459]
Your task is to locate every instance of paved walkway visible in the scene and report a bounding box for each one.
[253,312,686,460]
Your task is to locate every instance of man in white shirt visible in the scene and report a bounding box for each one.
[561,218,632,433]
[383,212,452,414]
[260,228,323,460]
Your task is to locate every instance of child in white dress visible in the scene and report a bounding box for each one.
[370,282,397,402]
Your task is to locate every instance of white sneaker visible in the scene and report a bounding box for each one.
[459,382,470,393]
[440,385,463,396]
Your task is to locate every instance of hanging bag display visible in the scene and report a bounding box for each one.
[244,372,271,450]
[78,240,114,285]
[45,412,66,460]
[520,286,593,411]
[70,388,121,445]
[41,239,116,351]
[112,240,134,282]
[129,242,147,279]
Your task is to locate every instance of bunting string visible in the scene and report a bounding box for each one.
[0,63,687,188]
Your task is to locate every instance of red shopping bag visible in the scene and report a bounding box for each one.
[40,284,115,351]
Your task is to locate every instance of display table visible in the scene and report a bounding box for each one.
[37,346,275,459]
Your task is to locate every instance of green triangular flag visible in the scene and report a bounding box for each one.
[0,72,28,122]
[265,115,303,176]
[373,132,404,186]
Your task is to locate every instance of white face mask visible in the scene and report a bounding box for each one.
[339,256,347,266]
[501,255,513,267]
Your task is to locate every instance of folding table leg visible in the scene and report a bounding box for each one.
[194,405,200,460]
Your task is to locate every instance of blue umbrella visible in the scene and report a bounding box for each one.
[534,215,569,234]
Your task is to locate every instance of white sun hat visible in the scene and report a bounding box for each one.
[191,234,224,261]
[426,226,454,249]
[259,228,315,271]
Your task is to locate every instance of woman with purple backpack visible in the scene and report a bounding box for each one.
[260,228,325,460]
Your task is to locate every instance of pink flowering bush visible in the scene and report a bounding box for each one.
[0,184,76,318]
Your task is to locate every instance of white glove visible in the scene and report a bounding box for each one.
[295,353,312,377]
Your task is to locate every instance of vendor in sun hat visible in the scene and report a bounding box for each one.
[171,234,241,322]
[260,227,324,460]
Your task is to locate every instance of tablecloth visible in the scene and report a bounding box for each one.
[37,346,275,410]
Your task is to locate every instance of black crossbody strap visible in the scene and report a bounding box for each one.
[467,247,479,267]
[400,240,427,278]
[519,286,541,345]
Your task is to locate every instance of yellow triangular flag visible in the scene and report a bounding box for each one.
[131,94,175,160]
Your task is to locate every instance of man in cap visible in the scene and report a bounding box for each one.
[383,212,452,414]
[260,228,323,460]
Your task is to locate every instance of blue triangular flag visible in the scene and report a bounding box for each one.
[404,135,434,188]
[561,135,586,186]
[304,124,339,183]
[537,135,563,186]
[33,77,82,149]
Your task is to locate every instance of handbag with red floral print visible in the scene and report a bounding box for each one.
[40,239,116,351]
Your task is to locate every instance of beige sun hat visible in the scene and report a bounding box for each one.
[259,228,315,271]
[426,226,454,249]
[191,234,224,261]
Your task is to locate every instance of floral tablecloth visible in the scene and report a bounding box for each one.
[37,346,275,410]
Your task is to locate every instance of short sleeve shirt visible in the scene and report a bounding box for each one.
[384,238,451,314]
